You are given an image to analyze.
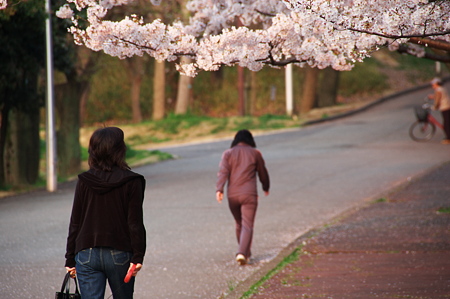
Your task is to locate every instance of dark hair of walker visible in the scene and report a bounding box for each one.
[88,127,130,171]
[230,129,256,148]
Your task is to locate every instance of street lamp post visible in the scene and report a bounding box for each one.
[45,0,57,192]
[285,64,294,117]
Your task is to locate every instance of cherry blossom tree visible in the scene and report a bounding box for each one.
[51,0,450,77]
[0,0,436,77]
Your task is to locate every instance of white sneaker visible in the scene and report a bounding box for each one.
[236,254,247,265]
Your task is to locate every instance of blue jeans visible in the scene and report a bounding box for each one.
[76,247,135,299]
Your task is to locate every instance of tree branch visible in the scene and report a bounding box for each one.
[255,9,276,17]
[408,37,450,52]
[113,36,196,58]
[397,44,450,63]
[344,27,450,40]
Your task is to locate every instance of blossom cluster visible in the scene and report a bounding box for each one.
[51,0,450,76]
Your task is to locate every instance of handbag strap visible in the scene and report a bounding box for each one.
[74,276,80,295]
[60,272,81,295]
[60,273,70,293]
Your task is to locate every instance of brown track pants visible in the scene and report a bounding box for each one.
[228,194,258,259]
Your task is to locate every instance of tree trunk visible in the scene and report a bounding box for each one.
[249,71,257,116]
[55,82,82,178]
[79,82,90,126]
[5,106,40,186]
[238,66,246,116]
[56,47,97,178]
[153,60,166,120]
[124,57,144,123]
[77,49,98,126]
[300,66,320,114]
[317,68,340,108]
[175,56,192,115]
[130,75,143,123]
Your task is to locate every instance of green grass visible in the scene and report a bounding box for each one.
[437,207,450,214]
[154,113,213,134]
[229,115,294,133]
[339,57,389,97]
[126,134,170,146]
[240,247,302,299]
[209,118,229,134]
[374,197,388,203]
[121,114,301,147]
[393,50,438,81]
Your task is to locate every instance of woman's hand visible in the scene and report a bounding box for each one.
[65,267,76,278]
[216,191,223,203]
[129,263,142,277]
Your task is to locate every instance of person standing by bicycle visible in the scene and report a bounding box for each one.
[429,77,450,144]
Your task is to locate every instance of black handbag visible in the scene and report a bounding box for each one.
[55,272,81,299]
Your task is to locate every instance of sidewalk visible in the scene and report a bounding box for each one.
[241,162,450,299]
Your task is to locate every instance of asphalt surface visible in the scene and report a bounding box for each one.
[243,161,450,299]
[0,83,449,299]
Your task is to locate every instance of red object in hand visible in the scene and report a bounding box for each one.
[124,264,136,283]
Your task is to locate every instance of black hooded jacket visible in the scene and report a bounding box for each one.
[65,167,146,267]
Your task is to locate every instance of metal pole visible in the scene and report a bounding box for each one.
[45,0,57,192]
[435,61,441,77]
[285,64,293,117]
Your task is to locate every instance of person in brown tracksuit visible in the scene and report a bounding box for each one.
[216,129,270,265]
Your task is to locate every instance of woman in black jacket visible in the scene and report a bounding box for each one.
[65,127,146,299]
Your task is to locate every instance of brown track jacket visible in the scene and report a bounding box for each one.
[216,143,270,198]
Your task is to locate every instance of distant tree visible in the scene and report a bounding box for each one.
[122,56,145,123]
[300,66,319,115]
[53,0,99,178]
[175,56,192,114]
[153,59,166,120]
[172,0,192,115]
[0,0,45,187]
[317,68,340,108]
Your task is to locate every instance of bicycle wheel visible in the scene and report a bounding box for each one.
[409,121,436,142]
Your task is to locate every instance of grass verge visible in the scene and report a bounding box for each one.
[240,247,302,299]
[437,207,450,214]
[81,114,303,150]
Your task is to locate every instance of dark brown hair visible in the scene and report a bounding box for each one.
[230,129,256,148]
[88,127,130,171]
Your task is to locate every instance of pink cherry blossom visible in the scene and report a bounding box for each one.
[7,0,448,77]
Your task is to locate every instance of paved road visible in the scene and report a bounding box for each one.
[1,85,449,299]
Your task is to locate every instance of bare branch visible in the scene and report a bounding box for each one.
[255,9,276,17]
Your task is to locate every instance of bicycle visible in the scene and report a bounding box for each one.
[409,99,444,142]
